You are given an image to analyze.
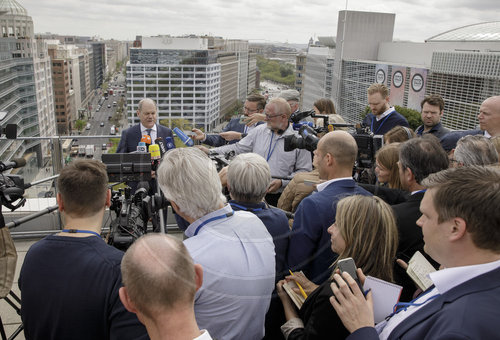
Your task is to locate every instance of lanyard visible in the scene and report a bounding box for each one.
[371,111,394,134]
[62,229,102,238]
[267,131,279,161]
[193,210,235,236]
[388,287,440,318]
[229,202,264,212]
[413,189,427,195]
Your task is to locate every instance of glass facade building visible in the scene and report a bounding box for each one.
[127,48,221,131]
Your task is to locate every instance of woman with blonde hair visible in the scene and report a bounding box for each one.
[375,143,403,189]
[276,195,398,340]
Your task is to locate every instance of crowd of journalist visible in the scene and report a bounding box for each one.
[10,84,500,340]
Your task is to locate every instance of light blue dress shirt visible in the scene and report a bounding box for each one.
[211,124,312,191]
[184,204,276,340]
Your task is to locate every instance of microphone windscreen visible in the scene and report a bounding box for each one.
[165,137,175,151]
[149,144,161,159]
[12,158,26,168]
[140,134,152,144]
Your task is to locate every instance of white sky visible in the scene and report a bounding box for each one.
[20,0,500,44]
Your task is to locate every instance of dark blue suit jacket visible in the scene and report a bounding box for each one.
[204,117,264,147]
[116,124,174,153]
[288,179,371,284]
[348,266,500,340]
[115,123,174,196]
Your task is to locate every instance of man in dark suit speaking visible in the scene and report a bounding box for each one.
[117,98,174,153]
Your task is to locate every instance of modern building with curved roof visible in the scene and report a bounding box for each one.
[426,21,500,42]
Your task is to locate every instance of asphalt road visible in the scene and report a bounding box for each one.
[71,72,126,161]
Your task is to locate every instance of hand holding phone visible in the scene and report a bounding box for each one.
[337,257,364,293]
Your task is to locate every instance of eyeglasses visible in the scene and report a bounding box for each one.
[264,112,283,119]
[244,106,259,113]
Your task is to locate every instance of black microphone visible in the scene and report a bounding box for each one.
[0,158,26,172]
[290,110,314,124]
[155,137,167,157]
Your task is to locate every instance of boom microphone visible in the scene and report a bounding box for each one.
[0,158,26,172]
[173,127,194,147]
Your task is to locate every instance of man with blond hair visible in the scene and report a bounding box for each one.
[362,83,409,135]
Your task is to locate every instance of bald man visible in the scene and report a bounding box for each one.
[287,131,372,284]
[440,96,500,152]
[478,95,500,138]
[119,234,212,340]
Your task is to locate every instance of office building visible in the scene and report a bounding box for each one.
[127,36,221,131]
[0,0,55,177]
[330,11,500,131]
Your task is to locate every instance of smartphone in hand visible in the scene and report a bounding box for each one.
[337,257,364,293]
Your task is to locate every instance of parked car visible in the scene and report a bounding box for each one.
[100,122,104,127]
[107,104,111,108]
[101,143,107,150]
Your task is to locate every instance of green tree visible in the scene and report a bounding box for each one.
[160,118,194,148]
[75,119,87,131]
[256,56,295,87]
[102,82,109,93]
[108,138,121,154]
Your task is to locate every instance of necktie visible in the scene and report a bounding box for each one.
[146,128,152,136]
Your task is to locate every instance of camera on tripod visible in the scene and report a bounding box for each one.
[102,153,168,251]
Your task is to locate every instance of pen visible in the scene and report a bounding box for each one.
[289,270,308,299]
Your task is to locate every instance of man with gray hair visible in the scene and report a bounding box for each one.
[119,234,212,340]
[279,89,301,115]
[451,135,499,167]
[156,148,275,340]
[226,152,291,339]
[200,97,312,206]
[226,152,290,279]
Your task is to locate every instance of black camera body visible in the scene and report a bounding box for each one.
[284,125,320,152]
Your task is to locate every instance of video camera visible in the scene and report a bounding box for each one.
[284,125,320,152]
[102,153,168,250]
[352,124,384,170]
[0,158,27,212]
[208,150,236,172]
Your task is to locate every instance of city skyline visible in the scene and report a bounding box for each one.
[21,0,499,44]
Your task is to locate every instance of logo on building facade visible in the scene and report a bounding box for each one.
[411,73,424,92]
[393,71,404,88]
[376,69,386,84]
